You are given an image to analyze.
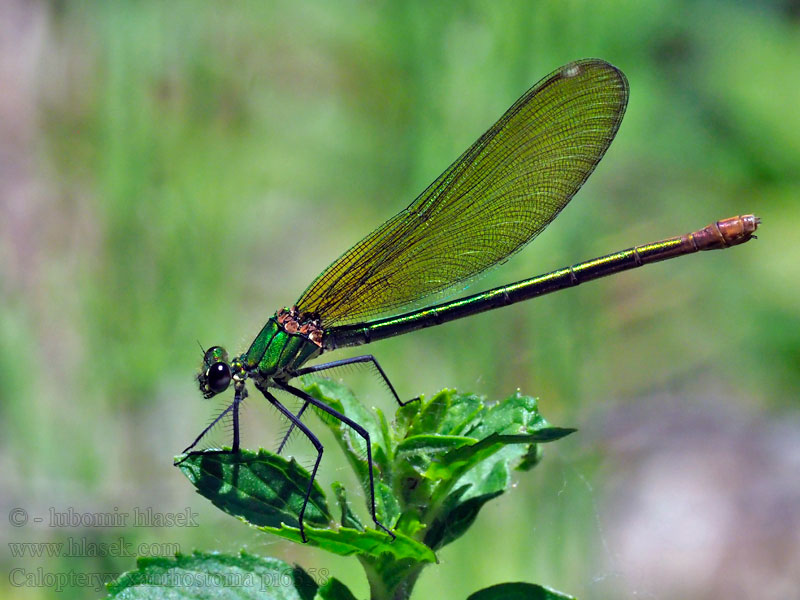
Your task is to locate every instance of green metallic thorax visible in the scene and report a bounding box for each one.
[243,315,322,382]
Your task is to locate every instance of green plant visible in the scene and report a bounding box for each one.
[107,380,576,599]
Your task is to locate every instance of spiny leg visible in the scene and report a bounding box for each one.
[276,400,310,455]
[257,386,322,543]
[180,386,246,456]
[280,356,418,461]
[231,390,241,452]
[292,354,418,407]
[277,380,395,540]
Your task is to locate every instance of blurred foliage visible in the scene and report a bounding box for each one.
[1,1,798,599]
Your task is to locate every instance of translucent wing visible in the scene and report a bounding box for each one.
[296,59,628,326]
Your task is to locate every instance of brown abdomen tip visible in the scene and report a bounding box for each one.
[694,214,760,250]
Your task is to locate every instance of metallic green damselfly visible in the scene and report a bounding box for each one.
[180,59,759,542]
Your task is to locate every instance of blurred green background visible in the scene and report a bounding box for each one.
[2,1,799,598]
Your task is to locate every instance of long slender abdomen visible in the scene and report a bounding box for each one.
[325,215,760,349]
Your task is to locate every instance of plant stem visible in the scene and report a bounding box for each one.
[360,556,426,600]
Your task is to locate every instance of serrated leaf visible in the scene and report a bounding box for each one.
[332,482,364,531]
[466,582,576,599]
[375,407,394,462]
[394,394,423,437]
[300,380,404,528]
[437,393,484,435]
[176,448,332,529]
[259,524,436,563]
[425,488,503,550]
[406,390,450,436]
[313,577,358,600]
[303,380,391,479]
[465,392,545,438]
[425,456,511,550]
[305,380,388,452]
[395,434,477,477]
[106,550,318,599]
[393,511,426,538]
[175,382,575,598]
[426,429,575,481]
[396,434,476,455]
[374,480,401,526]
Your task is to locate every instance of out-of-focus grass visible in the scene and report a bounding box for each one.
[1,1,798,598]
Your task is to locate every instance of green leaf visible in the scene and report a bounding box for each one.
[393,511,426,539]
[259,524,437,563]
[375,406,394,461]
[332,481,364,531]
[426,429,575,480]
[291,566,320,600]
[174,384,572,585]
[516,442,544,471]
[395,434,476,476]
[302,380,402,527]
[173,382,576,600]
[394,393,423,437]
[396,434,476,455]
[386,389,575,551]
[305,379,388,451]
[406,390,450,436]
[424,456,512,550]
[466,582,577,600]
[428,489,504,550]
[106,550,318,599]
[313,577,358,600]
[437,393,484,436]
[176,448,332,529]
[302,379,391,479]
[374,479,401,526]
[464,392,546,438]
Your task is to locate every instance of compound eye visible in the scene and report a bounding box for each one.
[206,362,232,394]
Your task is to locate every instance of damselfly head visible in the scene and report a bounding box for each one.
[198,346,231,398]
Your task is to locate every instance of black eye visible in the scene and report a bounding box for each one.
[206,362,231,394]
